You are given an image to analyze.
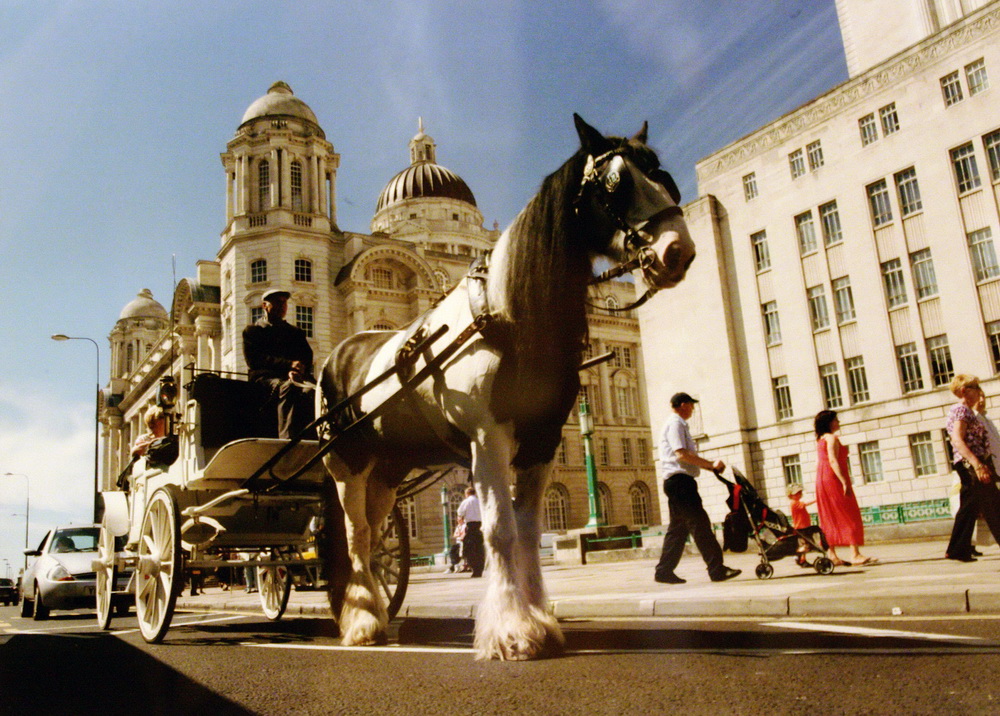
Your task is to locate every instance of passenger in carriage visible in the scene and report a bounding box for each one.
[131,404,167,458]
[242,288,316,439]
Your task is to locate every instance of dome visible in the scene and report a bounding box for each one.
[376,162,477,212]
[119,288,168,321]
[240,81,319,127]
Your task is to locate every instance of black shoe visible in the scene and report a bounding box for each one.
[710,567,742,582]
[971,548,984,557]
[654,572,686,584]
[946,553,977,562]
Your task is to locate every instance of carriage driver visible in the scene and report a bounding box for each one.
[242,288,316,439]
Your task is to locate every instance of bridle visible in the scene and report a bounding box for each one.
[576,146,683,312]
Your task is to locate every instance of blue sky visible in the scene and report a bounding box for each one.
[0,0,848,575]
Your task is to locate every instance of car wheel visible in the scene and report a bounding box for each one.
[32,585,49,620]
[20,594,31,618]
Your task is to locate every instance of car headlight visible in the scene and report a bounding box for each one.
[46,563,75,582]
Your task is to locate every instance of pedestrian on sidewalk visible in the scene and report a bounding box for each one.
[457,486,484,578]
[814,410,874,567]
[653,392,741,585]
[945,375,1000,562]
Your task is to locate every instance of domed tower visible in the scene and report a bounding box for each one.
[218,82,339,373]
[109,289,169,379]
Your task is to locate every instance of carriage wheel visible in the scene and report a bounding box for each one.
[755,563,774,580]
[95,524,117,630]
[814,556,835,575]
[257,552,292,621]
[371,504,410,619]
[136,486,182,643]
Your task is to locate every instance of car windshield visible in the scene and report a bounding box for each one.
[49,528,99,553]
[0,579,12,586]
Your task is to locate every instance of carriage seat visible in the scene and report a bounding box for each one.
[189,373,278,452]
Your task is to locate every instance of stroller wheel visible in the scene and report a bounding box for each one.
[814,557,835,575]
[755,563,774,580]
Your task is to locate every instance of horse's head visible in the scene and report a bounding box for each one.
[574,114,695,291]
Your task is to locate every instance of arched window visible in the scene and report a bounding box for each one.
[388,496,418,540]
[629,482,651,526]
[250,259,267,284]
[290,160,303,212]
[294,258,312,283]
[544,483,569,532]
[258,160,270,211]
[448,486,465,532]
[597,482,613,524]
[605,295,619,313]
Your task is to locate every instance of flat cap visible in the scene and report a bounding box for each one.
[262,288,291,302]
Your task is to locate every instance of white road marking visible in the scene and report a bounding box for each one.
[762,620,982,642]
[111,614,250,636]
[243,642,472,654]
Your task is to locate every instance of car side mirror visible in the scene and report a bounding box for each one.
[23,549,40,557]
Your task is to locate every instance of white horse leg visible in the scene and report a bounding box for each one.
[472,430,560,660]
[334,465,388,646]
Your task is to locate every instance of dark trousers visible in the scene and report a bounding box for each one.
[261,378,316,439]
[462,521,485,577]
[947,461,1000,558]
[655,473,724,578]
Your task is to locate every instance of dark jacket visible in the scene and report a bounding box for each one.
[242,318,314,383]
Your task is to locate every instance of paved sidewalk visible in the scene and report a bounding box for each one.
[176,537,1000,620]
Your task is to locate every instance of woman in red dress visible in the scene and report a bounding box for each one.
[814,410,875,566]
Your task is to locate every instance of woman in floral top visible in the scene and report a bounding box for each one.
[945,374,1000,561]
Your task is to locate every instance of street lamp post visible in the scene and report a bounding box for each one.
[51,334,101,523]
[2,472,29,569]
[578,398,605,529]
[441,485,452,563]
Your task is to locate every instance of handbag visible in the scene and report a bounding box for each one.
[146,435,179,467]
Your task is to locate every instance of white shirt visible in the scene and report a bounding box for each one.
[977,411,1000,472]
[457,494,481,522]
[659,412,699,477]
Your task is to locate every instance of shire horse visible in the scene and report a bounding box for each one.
[318,115,695,660]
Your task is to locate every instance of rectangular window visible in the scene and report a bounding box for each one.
[879,103,899,135]
[598,438,609,466]
[789,148,806,179]
[819,201,843,246]
[909,432,937,477]
[984,129,1000,182]
[557,438,567,465]
[897,342,924,393]
[833,276,856,324]
[762,301,782,346]
[926,334,954,387]
[987,321,1000,374]
[807,285,830,331]
[250,306,264,325]
[290,161,303,212]
[807,140,824,170]
[846,356,870,404]
[372,267,393,289]
[909,248,938,299]
[250,259,267,284]
[867,179,893,226]
[941,70,964,106]
[751,230,770,272]
[795,211,817,254]
[294,258,312,283]
[819,363,843,409]
[295,305,314,338]
[881,258,907,307]
[894,167,923,216]
[859,441,884,483]
[951,143,982,193]
[782,455,803,488]
[968,228,1000,282]
[637,437,649,466]
[859,113,878,146]
[743,172,758,201]
[773,376,793,420]
[966,58,989,96]
[621,437,633,466]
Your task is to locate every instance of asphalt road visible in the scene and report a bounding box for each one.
[3,606,1000,715]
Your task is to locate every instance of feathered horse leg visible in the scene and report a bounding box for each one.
[472,427,561,660]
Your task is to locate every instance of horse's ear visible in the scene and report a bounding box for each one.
[632,121,648,145]
[574,114,612,155]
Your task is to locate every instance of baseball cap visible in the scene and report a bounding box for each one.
[670,392,699,408]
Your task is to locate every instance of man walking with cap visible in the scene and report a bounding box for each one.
[243,289,316,439]
[654,392,741,585]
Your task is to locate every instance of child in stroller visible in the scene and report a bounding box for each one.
[719,468,835,579]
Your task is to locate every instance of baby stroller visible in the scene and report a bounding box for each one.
[718,468,834,579]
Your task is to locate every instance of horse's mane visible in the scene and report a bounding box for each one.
[492,148,615,469]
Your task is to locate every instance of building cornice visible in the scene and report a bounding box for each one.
[697,4,1000,182]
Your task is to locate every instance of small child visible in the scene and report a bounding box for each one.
[788,486,816,566]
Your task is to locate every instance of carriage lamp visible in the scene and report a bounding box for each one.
[156,375,178,410]
[578,398,605,528]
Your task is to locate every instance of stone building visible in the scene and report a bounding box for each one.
[638,0,1000,536]
[100,82,660,559]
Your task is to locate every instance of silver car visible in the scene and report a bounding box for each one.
[19,525,128,620]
